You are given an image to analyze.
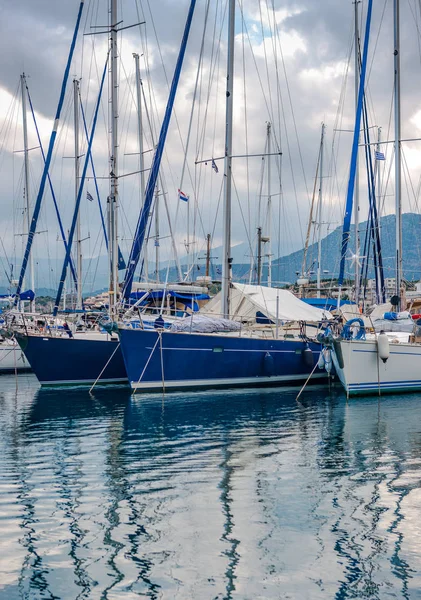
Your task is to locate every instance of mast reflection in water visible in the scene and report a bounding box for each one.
[0,374,421,599]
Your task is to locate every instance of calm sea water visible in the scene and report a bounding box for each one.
[0,375,421,599]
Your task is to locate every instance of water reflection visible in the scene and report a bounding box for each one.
[0,376,420,598]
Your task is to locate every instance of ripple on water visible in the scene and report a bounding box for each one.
[0,376,421,598]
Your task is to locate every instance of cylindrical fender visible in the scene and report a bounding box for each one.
[377,332,390,363]
[302,345,314,368]
[317,351,325,370]
[323,348,332,375]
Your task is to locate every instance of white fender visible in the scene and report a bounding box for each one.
[377,332,390,363]
[323,348,332,374]
[317,351,325,370]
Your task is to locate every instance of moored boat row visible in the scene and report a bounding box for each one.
[5,0,421,402]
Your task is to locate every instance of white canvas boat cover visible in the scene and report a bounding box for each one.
[201,283,332,323]
[170,315,242,333]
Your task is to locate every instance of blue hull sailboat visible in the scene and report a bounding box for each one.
[118,327,324,392]
[14,0,198,387]
[118,282,331,392]
[116,0,332,393]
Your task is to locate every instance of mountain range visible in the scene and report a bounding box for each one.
[1,213,420,296]
[156,212,421,286]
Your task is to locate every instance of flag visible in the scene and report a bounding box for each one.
[211,158,219,173]
[216,267,222,275]
[178,189,189,202]
[154,239,160,247]
[375,150,385,161]
[87,190,94,201]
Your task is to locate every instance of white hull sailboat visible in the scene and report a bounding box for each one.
[328,334,421,396]
[0,339,30,373]
[325,0,421,397]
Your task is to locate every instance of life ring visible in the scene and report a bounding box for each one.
[342,317,365,340]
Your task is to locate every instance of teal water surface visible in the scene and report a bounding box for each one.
[0,374,421,599]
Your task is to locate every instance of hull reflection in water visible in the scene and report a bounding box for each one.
[0,375,421,598]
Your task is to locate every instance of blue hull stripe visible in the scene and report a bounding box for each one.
[353,349,421,357]
[347,379,421,396]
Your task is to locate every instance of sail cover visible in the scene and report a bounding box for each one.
[201,283,333,323]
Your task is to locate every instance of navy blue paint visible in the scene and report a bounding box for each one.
[122,0,197,301]
[338,0,373,286]
[14,0,85,305]
[26,84,78,288]
[118,328,324,391]
[16,333,127,386]
[53,56,108,316]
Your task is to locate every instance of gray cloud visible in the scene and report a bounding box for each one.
[0,0,420,291]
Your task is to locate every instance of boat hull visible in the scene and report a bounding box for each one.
[330,338,421,395]
[0,340,31,373]
[118,327,325,392]
[15,333,128,387]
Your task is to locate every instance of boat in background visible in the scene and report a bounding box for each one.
[0,338,30,373]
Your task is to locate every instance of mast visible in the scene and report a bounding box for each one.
[133,52,147,282]
[73,79,83,310]
[354,0,360,305]
[376,127,382,205]
[394,0,402,306]
[154,188,159,283]
[109,0,119,314]
[257,227,262,285]
[266,122,272,287]
[337,0,373,305]
[316,122,325,299]
[205,233,211,278]
[121,0,196,301]
[20,73,35,312]
[14,0,85,307]
[375,126,383,302]
[221,0,235,317]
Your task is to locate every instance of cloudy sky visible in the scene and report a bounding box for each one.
[1,0,421,291]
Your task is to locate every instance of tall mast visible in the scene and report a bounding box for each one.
[221,0,235,317]
[266,122,272,287]
[133,52,147,282]
[73,79,83,310]
[257,227,262,285]
[376,126,383,302]
[316,122,325,299]
[20,73,35,311]
[108,0,119,314]
[155,188,160,283]
[376,127,382,207]
[205,233,211,278]
[354,0,360,304]
[394,0,402,306]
